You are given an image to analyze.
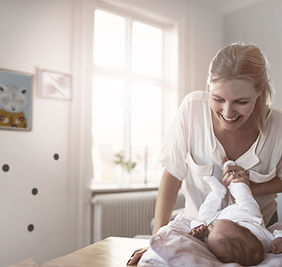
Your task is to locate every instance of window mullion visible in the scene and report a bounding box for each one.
[124,17,133,160]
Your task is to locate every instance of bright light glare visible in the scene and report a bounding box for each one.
[92,75,124,145]
[132,21,163,78]
[94,10,126,69]
[131,81,161,146]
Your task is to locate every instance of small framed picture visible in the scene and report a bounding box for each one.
[38,68,72,100]
[0,68,33,131]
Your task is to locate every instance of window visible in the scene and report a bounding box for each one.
[92,8,178,185]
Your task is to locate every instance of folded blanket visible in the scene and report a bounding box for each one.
[139,214,282,267]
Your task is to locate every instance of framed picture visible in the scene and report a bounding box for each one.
[38,68,72,100]
[0,68,33,131]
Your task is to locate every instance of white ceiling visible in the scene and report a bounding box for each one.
[215,0,267,14]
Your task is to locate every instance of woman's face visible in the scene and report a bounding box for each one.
[209,79,260,132]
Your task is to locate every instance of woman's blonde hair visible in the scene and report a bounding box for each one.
[207,43,273,133]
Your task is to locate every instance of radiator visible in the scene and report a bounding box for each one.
[91,190,185,243]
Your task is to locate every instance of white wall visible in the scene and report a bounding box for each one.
[188,0,223,93]
[222,0,282,219]
[0,0,223,265]
[0,0,77,265]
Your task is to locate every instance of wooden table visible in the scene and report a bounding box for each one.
[41,237,149,267]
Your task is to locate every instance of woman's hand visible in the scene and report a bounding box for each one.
[127,247,148,265]
[222,165,250,186]
[127,170,182,265]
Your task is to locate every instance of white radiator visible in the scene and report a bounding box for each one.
[91,190,185,243]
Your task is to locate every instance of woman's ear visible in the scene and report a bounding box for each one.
[256,82,267,97]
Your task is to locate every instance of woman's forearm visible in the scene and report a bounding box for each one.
[250,176,282,196]
[152,169,182,235]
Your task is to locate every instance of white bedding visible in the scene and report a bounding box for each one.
[139,214,282,267]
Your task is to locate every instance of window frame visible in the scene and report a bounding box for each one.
[92,4,179,185]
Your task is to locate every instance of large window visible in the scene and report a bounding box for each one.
[92,8,178,185]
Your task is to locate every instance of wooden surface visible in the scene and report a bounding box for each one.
[10,258,38,267]
[41,237,149,267]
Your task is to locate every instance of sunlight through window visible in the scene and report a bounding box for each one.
[92,8,177,186]
[92,75,124,145]
[94,10,126,69]
[132,22,163,78]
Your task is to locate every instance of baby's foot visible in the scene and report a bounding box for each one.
[222,160,236,170]
[203,176,226,196]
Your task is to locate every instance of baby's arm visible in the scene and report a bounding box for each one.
[271,230,282,254]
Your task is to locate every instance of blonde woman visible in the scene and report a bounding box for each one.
[128,44,282,265]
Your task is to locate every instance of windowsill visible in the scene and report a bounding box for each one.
[91,182,160,195]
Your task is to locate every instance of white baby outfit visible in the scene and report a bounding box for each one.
[191,161,282,251]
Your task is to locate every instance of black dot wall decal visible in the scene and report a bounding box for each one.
[2,164,9,172]
[31,188,38,195]
[53,153,59,160]
[27,224,34,232]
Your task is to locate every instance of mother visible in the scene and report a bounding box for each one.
[128,43,282,265]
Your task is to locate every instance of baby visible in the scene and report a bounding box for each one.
[189,161,282,266]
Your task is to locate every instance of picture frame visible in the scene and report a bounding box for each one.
[0,68,33,131]
[37,68,72,100]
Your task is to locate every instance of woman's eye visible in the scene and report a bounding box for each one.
[236,101,249,105]
[213,98,224,102]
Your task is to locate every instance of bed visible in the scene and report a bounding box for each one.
[139,214,282,267]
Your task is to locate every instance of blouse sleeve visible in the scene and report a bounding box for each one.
[276,154,282,180]
[272,110,282,180]
[160,95,190,181]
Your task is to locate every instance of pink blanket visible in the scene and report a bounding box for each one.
[139,214,282,267]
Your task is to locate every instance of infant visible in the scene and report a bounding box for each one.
[189,161,282,266]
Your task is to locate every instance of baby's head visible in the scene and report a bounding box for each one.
[207,219,264,266]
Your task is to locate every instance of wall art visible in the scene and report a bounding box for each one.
[38,68,72,100]
[0,68,33,131]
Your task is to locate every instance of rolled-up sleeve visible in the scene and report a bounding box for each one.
[276,153,282,180]
[160,96,190,181]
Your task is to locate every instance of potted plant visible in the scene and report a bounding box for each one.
[114,151,136,184]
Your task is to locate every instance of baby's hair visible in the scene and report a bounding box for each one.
[208,235,264,266]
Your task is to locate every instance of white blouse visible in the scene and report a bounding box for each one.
[161,90,282,225]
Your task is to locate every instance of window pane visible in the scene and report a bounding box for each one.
[130,81,162,183]
[131,81,161,146]
[94,10,125,69]
[130,146,162,184]
[92,144,124,183]
[132,21,163,78]
[92,75,124,144]
[92,75,125,183]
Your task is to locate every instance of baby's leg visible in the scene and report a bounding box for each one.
[228,182,262,218]
[199,176,226,222]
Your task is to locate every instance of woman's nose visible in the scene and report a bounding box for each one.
[222,102,234,118]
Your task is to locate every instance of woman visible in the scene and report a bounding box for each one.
[128,43,282,265]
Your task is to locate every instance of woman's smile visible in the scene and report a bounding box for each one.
[220,113,241,122]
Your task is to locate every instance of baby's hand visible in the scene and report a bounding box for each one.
[271,237,282,254]
[188,224,207,240]
[223,165,250,187]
